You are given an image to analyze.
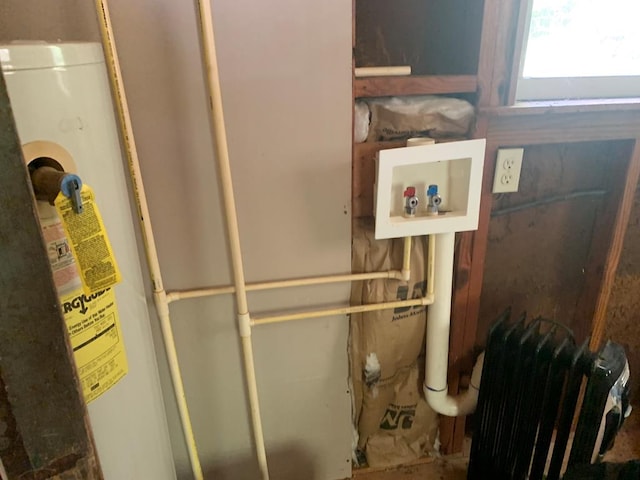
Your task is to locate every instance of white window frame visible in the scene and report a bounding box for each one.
[515,0,640,101]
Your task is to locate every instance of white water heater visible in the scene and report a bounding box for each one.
[0,42,176,479]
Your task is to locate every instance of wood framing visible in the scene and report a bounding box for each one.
[354,75,477,98]
[352,0,640,459]
[588,139,640,349]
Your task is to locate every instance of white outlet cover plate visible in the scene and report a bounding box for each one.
[492,148,524,193]
[374,138,486,239]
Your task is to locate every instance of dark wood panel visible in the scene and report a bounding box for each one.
[588,140,640,349]
[570,141,635,343]
[354,75,477,98]
[605,193,640,405]
[485,110,640,145]
[478,142,631,346]
[354,0,484,75]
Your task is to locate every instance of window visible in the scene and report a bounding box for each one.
[516,0,640,100]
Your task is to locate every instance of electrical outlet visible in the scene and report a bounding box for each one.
[492,148,524,193]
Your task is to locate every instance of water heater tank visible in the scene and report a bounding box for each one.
[0,42,176,480]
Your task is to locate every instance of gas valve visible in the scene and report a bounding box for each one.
[403,186,418,217]
[426,184,442,216]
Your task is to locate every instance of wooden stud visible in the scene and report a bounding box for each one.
[476,0,504,107]
[589,139,640,349]
[569,142,634,343]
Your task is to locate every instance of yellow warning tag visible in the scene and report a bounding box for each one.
[61,287,128,403]
[55,185,121,294]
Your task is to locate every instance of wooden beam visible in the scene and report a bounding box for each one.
[476,0,503,107]
[486,0,522,107]
[486,110,640,145]
[354,75,477,98]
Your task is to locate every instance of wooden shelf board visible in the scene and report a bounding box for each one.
[354,75,477,98]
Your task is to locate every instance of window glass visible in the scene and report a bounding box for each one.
[517,0,640,100]
[524,0,640,78]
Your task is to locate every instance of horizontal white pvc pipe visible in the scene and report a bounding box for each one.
[166,236,414,303]
[354,66,411,77]
[166,270,406,303]
[252,294,434,326]
[424,232,483,417]
[245,235,431,326]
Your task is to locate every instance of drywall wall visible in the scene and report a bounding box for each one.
[1,0,353,478]
[105,0,353,479]
[0,1,98,42]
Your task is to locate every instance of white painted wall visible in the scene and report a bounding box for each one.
[107,1,354,479]
[2,0,353,478]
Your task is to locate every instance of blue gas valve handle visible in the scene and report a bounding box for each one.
[60,174,84,214]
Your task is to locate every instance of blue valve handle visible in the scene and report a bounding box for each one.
[60,174,84,214]
[427,184,438,197]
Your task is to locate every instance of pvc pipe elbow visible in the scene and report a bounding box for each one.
[424,352,484,417]
[424,386,479,417]
[422,293,435,306]
[390,270,405,281]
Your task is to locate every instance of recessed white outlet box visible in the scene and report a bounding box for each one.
[492,148,524,193]
[374,139,486,239]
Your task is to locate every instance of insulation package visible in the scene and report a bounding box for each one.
[350,220,438,468]
[364,95,475,142]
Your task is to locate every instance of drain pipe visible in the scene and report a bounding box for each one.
[424,232,484,417]
[194,1,269,479]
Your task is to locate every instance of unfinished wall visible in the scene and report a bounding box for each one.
[107,0,353,478]
[478,141,631,345]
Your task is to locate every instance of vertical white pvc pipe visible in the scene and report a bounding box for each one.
[193,1,270,478]
[401,236,412,281]
[94,1,204,478]
[424,232,482,417]
[425,232,456,395]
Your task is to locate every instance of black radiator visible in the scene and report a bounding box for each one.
[468,310,631,480]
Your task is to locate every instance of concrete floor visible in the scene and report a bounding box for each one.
[351,412,640,480]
